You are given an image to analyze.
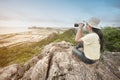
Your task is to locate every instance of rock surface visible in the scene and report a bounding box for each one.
[0,41,120,80]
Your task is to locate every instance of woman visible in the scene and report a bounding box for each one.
[72,17,104,64]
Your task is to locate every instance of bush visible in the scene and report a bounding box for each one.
[102,27,120,52]
[55,28,77,45]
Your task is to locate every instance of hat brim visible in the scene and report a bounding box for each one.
[83,20,101,29]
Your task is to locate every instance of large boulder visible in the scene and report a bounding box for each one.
[0,41,120,80]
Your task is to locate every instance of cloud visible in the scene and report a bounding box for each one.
[0,14,24,21]
[0,6,70,24]
[100,13,120,26]
[25,17,70,24]
[0,15,12,21]
[0,11,70,25]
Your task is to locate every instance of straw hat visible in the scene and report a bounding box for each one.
[85,17,101,29]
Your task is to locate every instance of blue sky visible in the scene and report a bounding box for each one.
[0,0,120,28]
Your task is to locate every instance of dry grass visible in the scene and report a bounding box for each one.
[0,28,76,67]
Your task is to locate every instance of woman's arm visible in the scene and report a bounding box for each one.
[75,23,84,43]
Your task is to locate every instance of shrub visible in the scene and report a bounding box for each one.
[102,27,120,52]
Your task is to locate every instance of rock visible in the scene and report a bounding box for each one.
[24,62,30,71]
[102,52,120,79]
[17,65,25,78]
[30,41,120,80]
[31,55,51,80]
[21,67,33,80]
[0,41,120,80]
[0,64,18,80]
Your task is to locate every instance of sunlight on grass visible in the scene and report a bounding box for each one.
[0,28,76,67]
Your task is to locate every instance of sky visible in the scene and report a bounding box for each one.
[0,0,120,28]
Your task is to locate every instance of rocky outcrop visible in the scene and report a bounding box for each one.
[0,41,120,80]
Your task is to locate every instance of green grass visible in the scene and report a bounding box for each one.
[0,28,76,67]
[0,43,39,67]
[1,27,118,67]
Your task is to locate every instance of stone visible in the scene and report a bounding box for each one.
[31,55,51,80]
[0,64,18,80]
[0,41,120,80]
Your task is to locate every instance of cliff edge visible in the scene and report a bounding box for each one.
[0,41,120,80]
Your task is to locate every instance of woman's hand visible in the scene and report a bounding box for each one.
[75,23,84,42]
[78,23,84,29]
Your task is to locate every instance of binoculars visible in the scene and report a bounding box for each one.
[74,23,85,27]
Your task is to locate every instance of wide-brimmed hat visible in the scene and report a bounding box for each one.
[85,17,101,29]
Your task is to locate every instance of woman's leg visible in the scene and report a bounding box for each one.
[72,47,95,64]
[72,47,86,62]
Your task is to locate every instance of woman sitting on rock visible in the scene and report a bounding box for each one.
[72,17,104,64]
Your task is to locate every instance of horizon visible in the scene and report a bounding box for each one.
[0,0,120,28]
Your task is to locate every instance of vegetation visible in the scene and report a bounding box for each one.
[55,28,77,45]
[102,27,120,52]
[0,28,76,67]
[0,27,119,67]
[0,33,59,67]
[55,27,120,52]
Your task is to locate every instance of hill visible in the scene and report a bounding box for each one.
[0,41,120,80]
